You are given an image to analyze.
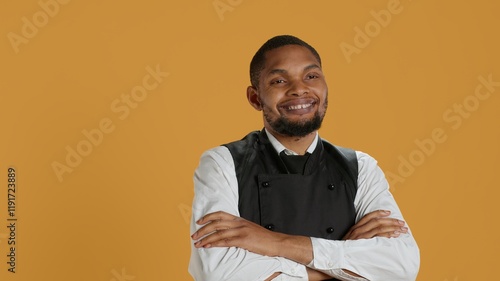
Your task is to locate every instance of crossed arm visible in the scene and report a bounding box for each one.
[192,210,407,280]
[188,147,420,281]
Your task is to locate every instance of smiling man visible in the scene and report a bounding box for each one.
[189,35,420,281]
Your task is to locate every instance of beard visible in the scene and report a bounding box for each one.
[264,100,327,137]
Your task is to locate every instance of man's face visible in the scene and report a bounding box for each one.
[248,45,328,137]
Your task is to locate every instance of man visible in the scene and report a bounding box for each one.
[189,35,419,281]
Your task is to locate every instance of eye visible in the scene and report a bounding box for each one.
[271,79,286,84]
[306,74,319,80]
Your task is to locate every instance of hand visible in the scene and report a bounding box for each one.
[191,211,288,258]
[343,210,408,240]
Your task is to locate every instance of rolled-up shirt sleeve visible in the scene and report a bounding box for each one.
[188,147,308,281]
[308,151,420,281]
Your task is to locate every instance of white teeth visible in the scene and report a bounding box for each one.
[287,103,312,110]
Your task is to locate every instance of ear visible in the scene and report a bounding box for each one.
[247,86,262,111]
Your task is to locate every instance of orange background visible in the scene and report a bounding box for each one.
[1,0,499,280]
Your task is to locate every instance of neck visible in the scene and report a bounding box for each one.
[267,128,317,155]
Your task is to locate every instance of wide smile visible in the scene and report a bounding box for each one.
[279,98,317,115]
[286,103,313,110]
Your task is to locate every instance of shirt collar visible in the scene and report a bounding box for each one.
[264,129,318,156]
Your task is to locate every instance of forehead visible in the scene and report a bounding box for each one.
[263,45,320,71]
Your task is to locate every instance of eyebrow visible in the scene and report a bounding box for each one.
[267,64,321,76]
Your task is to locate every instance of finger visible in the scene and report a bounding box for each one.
[348,225,409,240]
[196,211,236,225]
[373,227,409,239]
[350,219,403,236]
[346,210,404,239]
[354,210,391,228]
[389,227,409,238]
[359,229,405,239]
[342,230,352,240]
[358,225,408,239]
[192,219,238,239]
[351,217,405,235]
[347,218,407,239]
[365,217,405,228]
[194,228,241,248]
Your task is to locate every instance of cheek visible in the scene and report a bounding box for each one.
[317,88,328,104]
[259,96,279,110]
[314,83,328,94]
[262,102,279,114]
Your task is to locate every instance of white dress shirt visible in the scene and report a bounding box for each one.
[189,131,420,281]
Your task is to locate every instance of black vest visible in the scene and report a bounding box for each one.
[224,130,358,240]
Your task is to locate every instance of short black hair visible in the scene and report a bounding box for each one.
[249,35,322,88]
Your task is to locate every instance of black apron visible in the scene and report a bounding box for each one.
[224,130,358,280]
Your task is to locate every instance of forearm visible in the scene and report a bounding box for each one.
[276,234,314,265]
[190,245,310,281]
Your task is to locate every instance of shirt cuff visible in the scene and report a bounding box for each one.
[309,237,345,270]
[333,270,368,281]
[309,238,367,281]
[275,258,308,280]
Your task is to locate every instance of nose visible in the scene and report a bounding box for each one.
[287,80,309,96]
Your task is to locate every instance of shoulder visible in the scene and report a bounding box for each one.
[197,131,262,171]
[321,139,353,155]
[320,138,380,175]
[354,150,391,194]
[223,131,261,150]
[199,145,233,162]
[355,150,381,174]
[197,146,234,172]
